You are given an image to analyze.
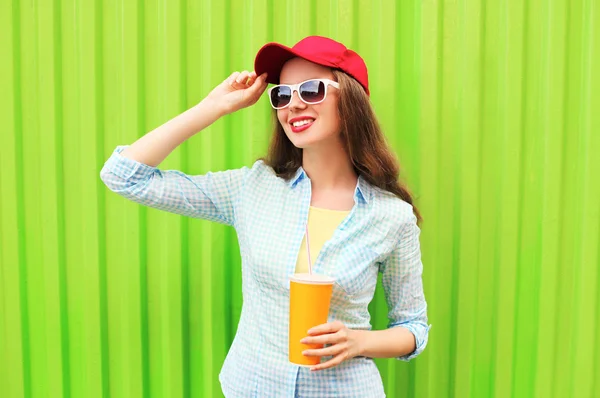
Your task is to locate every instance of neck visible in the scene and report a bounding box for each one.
[301,138,358,191]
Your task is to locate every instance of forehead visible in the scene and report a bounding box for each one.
[279,58,335,84]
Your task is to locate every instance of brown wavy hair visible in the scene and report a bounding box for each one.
[258,69,422,224]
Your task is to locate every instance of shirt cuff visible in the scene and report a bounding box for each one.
[102,145,157,181]
[393,322,431,362]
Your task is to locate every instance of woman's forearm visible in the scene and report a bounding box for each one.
[120,97,225,167]
[118,70,268,168]
[356,327,416,359]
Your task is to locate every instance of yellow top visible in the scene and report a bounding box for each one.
[295,206,351,273]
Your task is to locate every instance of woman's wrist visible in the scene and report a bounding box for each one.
[192,98,227,126]
[353,327,416,359]
[354,329,369,357]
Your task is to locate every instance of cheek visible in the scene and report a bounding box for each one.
[277,110,288,128]
[319,105,341,134]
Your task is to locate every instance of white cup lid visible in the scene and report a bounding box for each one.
[289,273,334,285]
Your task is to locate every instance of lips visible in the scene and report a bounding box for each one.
[289,117,315,133]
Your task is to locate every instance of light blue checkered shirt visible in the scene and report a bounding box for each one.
[100,146,430,398]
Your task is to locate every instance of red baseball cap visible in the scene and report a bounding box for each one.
[254,36,370,96]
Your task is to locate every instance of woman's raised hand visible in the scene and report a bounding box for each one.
[207,70,269,116]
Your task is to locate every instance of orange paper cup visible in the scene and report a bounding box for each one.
[289,273,334,366]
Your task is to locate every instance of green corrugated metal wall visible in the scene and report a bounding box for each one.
[1,0,598,397]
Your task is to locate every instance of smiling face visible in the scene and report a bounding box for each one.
[276,58,342,150]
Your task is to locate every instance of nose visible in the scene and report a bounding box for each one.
[288,90,306,111]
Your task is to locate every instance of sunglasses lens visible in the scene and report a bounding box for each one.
[270,86,292,108]
[299,80,326,103]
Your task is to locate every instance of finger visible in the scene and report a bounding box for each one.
[236,70,251,85]
[246,73,268,98]
[301,331,345,346]
[245,70,258,85]
[303,343,345,358]
[227,71,241,85]
[232,72,254,91]
[249,72,267,86]
[310,353,346,371]
[308,321,344,336]
[245,72,258,87]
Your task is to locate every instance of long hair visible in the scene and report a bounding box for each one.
[258,69,422,224]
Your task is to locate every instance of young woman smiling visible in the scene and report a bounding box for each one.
[101,36,430,398]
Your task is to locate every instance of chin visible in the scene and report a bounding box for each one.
[287,136,318,149]
[284,128,337,150]
[288,140,309,149]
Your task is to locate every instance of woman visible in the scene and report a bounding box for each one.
[101,36,430,398]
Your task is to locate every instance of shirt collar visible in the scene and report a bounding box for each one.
[288,167,371,204]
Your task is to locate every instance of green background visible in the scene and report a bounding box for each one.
[1,0,599,397]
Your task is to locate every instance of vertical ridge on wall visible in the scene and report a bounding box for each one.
[222,0,238,355]
[470,0,494,396]
[93,0,111,394]
[457,0,484,393]
[36,0,71,396]
[534,1,566,397]
[552,1,576,396]
[0,4,21,392]
[15,0,33,396]
[185,0,210,395]
[136,0,151,395]
[1,1,599,398]
[581,4,600,396]
[178,0,191,396]
[513,0,541,396]
[6,0,30,397]
[494,1,524,397]
[478,2,504,397]
[555,0,585,396]
[570,2,595,395]
[52,0,71,394]
[419,1,445,397]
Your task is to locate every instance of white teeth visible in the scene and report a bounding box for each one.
[292,119,314,127]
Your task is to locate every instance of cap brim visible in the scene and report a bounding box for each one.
[254,42,337,85]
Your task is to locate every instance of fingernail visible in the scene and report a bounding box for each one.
[300,338,307,344]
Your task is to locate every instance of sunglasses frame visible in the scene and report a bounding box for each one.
[267,78,340,109]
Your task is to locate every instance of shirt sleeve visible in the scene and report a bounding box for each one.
[99,145,249,226]
[379,213,431,361]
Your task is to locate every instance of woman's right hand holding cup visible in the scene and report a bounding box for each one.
[206,70,269,116]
